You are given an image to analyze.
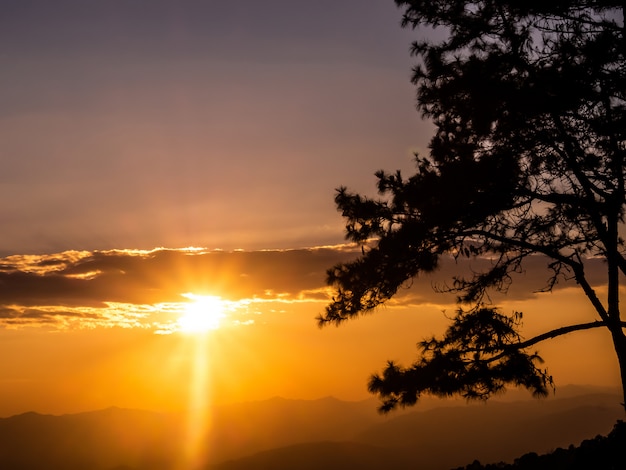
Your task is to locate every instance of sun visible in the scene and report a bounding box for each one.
[178,294,226,333]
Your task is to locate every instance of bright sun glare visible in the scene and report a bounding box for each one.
[178,294,225,333]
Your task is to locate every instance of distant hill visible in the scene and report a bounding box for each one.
[354,393,624,469]
[0,397,386,470]
[0,386,622,470]
[210,441,414,470]
[0,407,181,470]
[206,395,387,461]
[452,420,626,470]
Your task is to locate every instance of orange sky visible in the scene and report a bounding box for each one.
[1,1,623,418]
[0,247,621,417]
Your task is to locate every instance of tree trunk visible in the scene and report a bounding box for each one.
[611,328,626,412]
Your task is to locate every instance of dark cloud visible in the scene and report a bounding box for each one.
[0,245,608,330]
[0,246,363,331]
[0,246,359,306]
[0,306,100,322]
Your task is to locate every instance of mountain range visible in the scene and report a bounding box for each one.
[0,385,622,470]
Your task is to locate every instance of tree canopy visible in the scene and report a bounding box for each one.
[320,0,626,412]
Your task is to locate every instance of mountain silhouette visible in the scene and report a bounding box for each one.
[0,387,622,470]
[0,407,180,469]
[210,441,413,470]
[354,393,622,469]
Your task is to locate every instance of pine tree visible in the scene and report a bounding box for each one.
[319,0,626,412]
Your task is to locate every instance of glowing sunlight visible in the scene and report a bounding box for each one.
[178,294,226,333]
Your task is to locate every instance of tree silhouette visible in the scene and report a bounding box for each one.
[319,0,626,412]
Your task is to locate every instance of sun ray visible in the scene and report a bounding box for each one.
[175,293,225,468]
[180,333,212,469]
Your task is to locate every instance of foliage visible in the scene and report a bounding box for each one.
[452,420,626,470]
[367,307,552,412]
[320,0,626,411]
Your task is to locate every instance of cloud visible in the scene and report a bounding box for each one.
[0,245,607,331]
[0,246,359,331]
[0,246,359,302]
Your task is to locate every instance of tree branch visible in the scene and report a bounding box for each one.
[513,320,626,351]
[480,320,626,365]
[461,228,611,322]
[462,228,576,267]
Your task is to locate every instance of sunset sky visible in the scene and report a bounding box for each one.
[0,0,622,418]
